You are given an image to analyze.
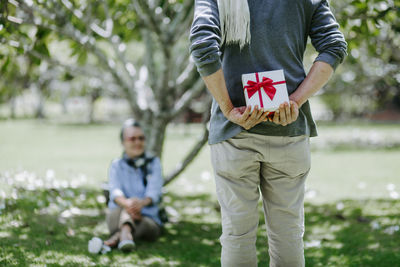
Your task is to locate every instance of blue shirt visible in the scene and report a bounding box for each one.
[107,154,164,226]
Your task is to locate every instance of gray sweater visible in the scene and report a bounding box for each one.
[190,0,347,144]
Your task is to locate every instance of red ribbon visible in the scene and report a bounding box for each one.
[244,72,286,108]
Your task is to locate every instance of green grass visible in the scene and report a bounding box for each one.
[1,120,400,266]
[1,187,399,266]
[303,199,400,267]
[1,120,399,201]
[0,187,222,266]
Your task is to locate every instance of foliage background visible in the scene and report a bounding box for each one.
[0,0,400,266]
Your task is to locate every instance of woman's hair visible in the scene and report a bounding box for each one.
[120,118,141,142]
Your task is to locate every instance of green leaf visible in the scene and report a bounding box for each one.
[77,51,88,65]
[33,41,50,58]
[0,56,10,73]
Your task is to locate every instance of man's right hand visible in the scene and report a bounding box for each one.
[225,105,270,130]
[202,69,270,130]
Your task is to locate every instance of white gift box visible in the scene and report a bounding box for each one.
[242,69,289,112]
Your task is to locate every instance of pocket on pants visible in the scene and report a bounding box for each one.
[210,137,258,180]
[283,136,311,178]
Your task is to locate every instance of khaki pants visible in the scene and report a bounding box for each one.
[106,207,161,241]
[210,132,311,267]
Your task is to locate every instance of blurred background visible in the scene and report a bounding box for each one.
[0,0,399,266]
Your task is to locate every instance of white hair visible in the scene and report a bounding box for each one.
[217,0,251,49]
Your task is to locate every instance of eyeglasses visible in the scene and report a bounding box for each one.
[125,136,145,142]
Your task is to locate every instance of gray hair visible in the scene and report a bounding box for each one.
[120,118,141,142]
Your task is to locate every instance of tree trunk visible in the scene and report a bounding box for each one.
[147,116,168,158]
[34,88,45,119]
[87,96,95,124]
[6,0,210,185]
[87,89,101,123]
[61,89,69,114]
[87,94,97,124]
[9,96,16,119]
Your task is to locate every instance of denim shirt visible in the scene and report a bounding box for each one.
[107,154,164,226]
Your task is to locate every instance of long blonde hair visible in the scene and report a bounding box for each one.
[217,0,251,48]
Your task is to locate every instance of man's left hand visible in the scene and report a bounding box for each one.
[271,100,299,126]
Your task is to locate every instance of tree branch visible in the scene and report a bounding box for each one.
[16,0,143,118]
[176,62,200,95]
[141,28,159,104]
[169,77,206,120]
[89,44,143,118]
[164,127,209,185]
[164,95,212,185]
[135,3,172,105]
[169,1,194,44]
[26,49,100,78]
[132,2,162,38]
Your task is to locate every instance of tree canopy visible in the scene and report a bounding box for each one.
[1,0,209,184]
[325,0,400,118]
[0,0,399,181]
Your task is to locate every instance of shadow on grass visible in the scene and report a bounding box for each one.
[0,188,222,266]
[1,187,400,266]
[303,199,400,267]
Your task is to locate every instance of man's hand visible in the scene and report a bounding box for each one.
[226,105,270,130]
[202,69,268,130]
[271,100,299,126]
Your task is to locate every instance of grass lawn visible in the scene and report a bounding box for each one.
[1,120,400,266]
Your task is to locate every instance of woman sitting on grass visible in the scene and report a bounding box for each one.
[104,119,164,252]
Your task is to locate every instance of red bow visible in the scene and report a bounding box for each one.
[244,73,286,108]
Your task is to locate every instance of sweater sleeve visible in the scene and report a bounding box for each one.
[309,0,347,70]
[189,0,222,77]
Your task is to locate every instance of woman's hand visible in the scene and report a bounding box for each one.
[123,198,143,220]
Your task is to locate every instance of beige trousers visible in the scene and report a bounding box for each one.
[210,131,311,267]
[106,207,161,241]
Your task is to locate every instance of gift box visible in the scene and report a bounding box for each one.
[242,69,289,112]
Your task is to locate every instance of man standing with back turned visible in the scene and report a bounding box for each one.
[190,0,346,266]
